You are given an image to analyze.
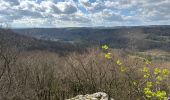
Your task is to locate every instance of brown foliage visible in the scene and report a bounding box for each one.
[0,46,169,100]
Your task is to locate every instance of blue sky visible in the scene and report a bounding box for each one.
[0,0,170,28]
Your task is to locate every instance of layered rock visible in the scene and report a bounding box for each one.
[67,92,114,100]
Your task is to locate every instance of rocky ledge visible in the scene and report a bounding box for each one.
[67,92,114,100]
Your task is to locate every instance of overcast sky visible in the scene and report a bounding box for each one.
[0,0,170,28]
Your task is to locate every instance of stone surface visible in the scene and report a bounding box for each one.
[67,92,114,100]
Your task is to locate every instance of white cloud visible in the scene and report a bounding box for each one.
[56,2,77,14]
[0,0,170,27]
[79,0,91,7]
[2,0,19,6]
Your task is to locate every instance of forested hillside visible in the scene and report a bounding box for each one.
[13,25,170,52]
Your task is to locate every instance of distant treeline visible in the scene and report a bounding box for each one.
[13,26,170,52]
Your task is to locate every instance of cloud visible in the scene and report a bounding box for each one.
[80,0,92,7]
[40,1,61,13]
[56,12,90,23]
[0,0,170,27]
[2,0,19,6]
[56,2,77,14]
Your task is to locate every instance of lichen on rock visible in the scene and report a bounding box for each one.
[66,92,114,100]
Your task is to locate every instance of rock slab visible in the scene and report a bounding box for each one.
[67,92,114,100]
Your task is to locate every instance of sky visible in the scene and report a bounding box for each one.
[0,0,170,28]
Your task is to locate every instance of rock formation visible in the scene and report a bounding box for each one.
[67,92,114,100]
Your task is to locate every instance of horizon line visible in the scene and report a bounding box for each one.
[1,25,169,29]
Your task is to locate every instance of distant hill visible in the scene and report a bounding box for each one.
[0,28,85,55]
[13,25,170,52]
